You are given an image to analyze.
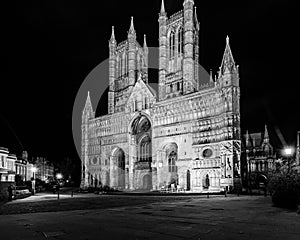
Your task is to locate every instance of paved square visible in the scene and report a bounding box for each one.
[0,195,299,239]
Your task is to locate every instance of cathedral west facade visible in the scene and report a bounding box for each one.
[81,0,241,192]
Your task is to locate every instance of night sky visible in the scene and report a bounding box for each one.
[1,0,299,163]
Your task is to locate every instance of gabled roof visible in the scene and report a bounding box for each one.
[125,75,157,107]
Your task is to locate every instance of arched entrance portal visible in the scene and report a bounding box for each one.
[142,175,152,190]
[131,114,152,190]
[112,148,125,189]
[164,143,178,186]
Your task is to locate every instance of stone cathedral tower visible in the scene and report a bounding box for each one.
[159,0,200,100]
[108,18,148,114]
[81,0,242,193]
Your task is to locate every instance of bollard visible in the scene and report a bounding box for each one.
[224,190,227,197]
[207,192,209,198]
[71,191,74,197]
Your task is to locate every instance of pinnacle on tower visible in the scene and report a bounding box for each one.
[220,35,236,75]
[263,125,270,143]
[194,6,200,30]
[209,69,214,83]
[143,34,148,48]
[84,91,92,109]
[129,16,135,34]
[160,0,165,13]
[110,26,116,43]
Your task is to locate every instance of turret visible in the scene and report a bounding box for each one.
[128,17,137,86]
[183,0,196,94]
[194,6,200,86]
[158,0,168,101]
[143,34,149,83]
[108,26,117,114]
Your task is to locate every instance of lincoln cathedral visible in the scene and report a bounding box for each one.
[81,0,241,192]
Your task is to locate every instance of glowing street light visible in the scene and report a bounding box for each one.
[284,147,293,156]
[283,147,294,171]
[56,173,63,180]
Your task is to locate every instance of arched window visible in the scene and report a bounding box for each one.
[139,135,151,162]
[119,55,122,77]
[168,151,177,172]
[169,31,175,59]
[178,27,183,55]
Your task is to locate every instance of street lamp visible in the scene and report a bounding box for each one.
[32,167,37,195]
[284,147,293,156]
[283,147,294,171]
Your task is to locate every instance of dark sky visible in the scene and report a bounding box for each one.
[1,0,299,162]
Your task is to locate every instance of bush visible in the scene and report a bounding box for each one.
[268,165,300,209]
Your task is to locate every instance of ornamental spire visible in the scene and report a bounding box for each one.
[110,26,116,43]
[83,91,94,121]
[160,0,165,14]
[209,69,214,83]
[263,125,269,144]
[129,16,135,34]
[194,6,200,30]
[143,34,148,49]
[84,91,92,110]
[220,35,236,76]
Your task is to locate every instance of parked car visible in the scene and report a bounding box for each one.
[14,186,31,199]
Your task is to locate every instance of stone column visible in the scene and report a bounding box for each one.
[128,135,136,190]
[109,156,115,188]
[125,168,129,190]
[152,167,157,190]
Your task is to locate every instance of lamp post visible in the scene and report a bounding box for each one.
[32,167,37,195]
[283,147,294,172]
[56,173,62,200]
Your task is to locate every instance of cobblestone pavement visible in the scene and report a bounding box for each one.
[0,195,299,240]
